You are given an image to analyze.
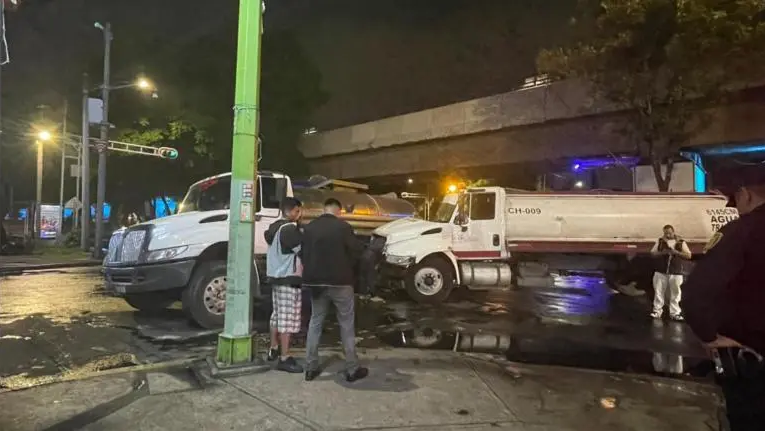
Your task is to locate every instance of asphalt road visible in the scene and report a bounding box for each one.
[0,268,217,389]
[0,268,713,390]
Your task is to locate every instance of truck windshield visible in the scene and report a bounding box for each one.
[178,175,288,214]
[179,176,231,213]
[432,194,458,223]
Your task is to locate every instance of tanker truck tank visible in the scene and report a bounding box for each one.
[293,187,416,236]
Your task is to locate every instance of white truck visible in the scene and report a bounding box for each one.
[102,171,415,328]
[373,186,738,303]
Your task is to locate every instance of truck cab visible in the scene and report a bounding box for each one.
[103,171,416,328]
[103,171,291,328]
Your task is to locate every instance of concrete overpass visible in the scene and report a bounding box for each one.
[299,78,765,184]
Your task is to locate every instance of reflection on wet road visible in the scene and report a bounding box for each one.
[371,273,709,379]
[0,268,712,390]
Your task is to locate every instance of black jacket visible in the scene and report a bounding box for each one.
[682,203,765,355]
[300,213,363,287]
[653,238,689,275]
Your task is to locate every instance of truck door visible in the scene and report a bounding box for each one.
[253,176,287,255]
[451,190,503,259]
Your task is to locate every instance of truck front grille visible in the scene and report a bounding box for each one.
[105,228,147,265]
[105,230,125,264]
[120,230,147,263]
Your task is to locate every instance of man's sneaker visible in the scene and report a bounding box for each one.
[345,367,369,382]
[267,346,280,361]
[305,369,322,381]
[650,311,662,319]
[670,314,685,322]
[277,357,304,373]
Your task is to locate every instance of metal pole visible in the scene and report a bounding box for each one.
[0,0,5,250]
[81,73,91,251]
[74,140,81,229]
[216,0,264,366]
[36,140,43,238]
[94,22,111,259]
[58,99,68,239]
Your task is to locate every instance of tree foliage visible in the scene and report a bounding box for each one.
[538,0,765,190]
[105,26,327,218]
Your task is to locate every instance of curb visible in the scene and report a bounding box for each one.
[0,357,202,394]
[0,260,102,275]
[0,347,720,396]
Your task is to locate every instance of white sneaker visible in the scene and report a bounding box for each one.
[650,311,662,319]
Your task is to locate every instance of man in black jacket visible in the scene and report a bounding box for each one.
[301,198,368,382]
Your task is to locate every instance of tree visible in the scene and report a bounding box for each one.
[105,27,327,216]
[538,0,765,191]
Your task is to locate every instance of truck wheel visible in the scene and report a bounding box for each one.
[405,257,454,304]
[182,260,227,329]
[123,292,177,313]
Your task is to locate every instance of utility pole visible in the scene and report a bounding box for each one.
[58,99,68,239]
[94,22,112,258]
[74,139,81,229]
[0,0,5,251]
[215,0,264,367]
[35,139,43,238]
[80,73,91,251]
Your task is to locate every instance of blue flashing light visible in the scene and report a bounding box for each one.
[154,197,178,218]
[64,208,74,218]
[571,156,640,172]
[90,203,111,220]
[681,152,707,193]
[701,144,765,156]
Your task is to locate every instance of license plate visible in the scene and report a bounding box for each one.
[113,284,126,294]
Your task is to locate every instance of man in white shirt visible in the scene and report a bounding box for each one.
[650,224,692,320]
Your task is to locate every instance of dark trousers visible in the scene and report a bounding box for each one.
[305,286,359,373]
[718,372,765,430]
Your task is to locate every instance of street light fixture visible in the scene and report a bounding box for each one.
[37,130,52,141]
[136,77,151,90]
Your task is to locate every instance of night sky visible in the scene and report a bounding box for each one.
[1,0,576,201]
[4,0,575,128]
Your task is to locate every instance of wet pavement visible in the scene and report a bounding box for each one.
[0,268,714,390]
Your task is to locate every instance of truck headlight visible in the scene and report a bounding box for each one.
[146,246,188,263]
[385,254,415,266]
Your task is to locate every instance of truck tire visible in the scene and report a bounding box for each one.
[182,260,227,329]
[405,257,454,304]
[123,292,177,313]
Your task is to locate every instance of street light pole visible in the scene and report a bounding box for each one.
[80,73,91,251]
[94,22,112,259]
[36,139,43,238]
[0,0,5,251]
[58,99,68,239]
[215,0,264,367]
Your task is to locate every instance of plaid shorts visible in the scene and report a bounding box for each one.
[270,285,302,334]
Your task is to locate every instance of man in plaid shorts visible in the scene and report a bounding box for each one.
[264,197,304,373]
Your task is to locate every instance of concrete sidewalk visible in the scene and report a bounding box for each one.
[0,348,723,431]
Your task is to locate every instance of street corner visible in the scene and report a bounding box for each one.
[222,348,518,430]
[0,372,139,431]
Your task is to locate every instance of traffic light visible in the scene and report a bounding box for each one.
[157,147,179,160]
